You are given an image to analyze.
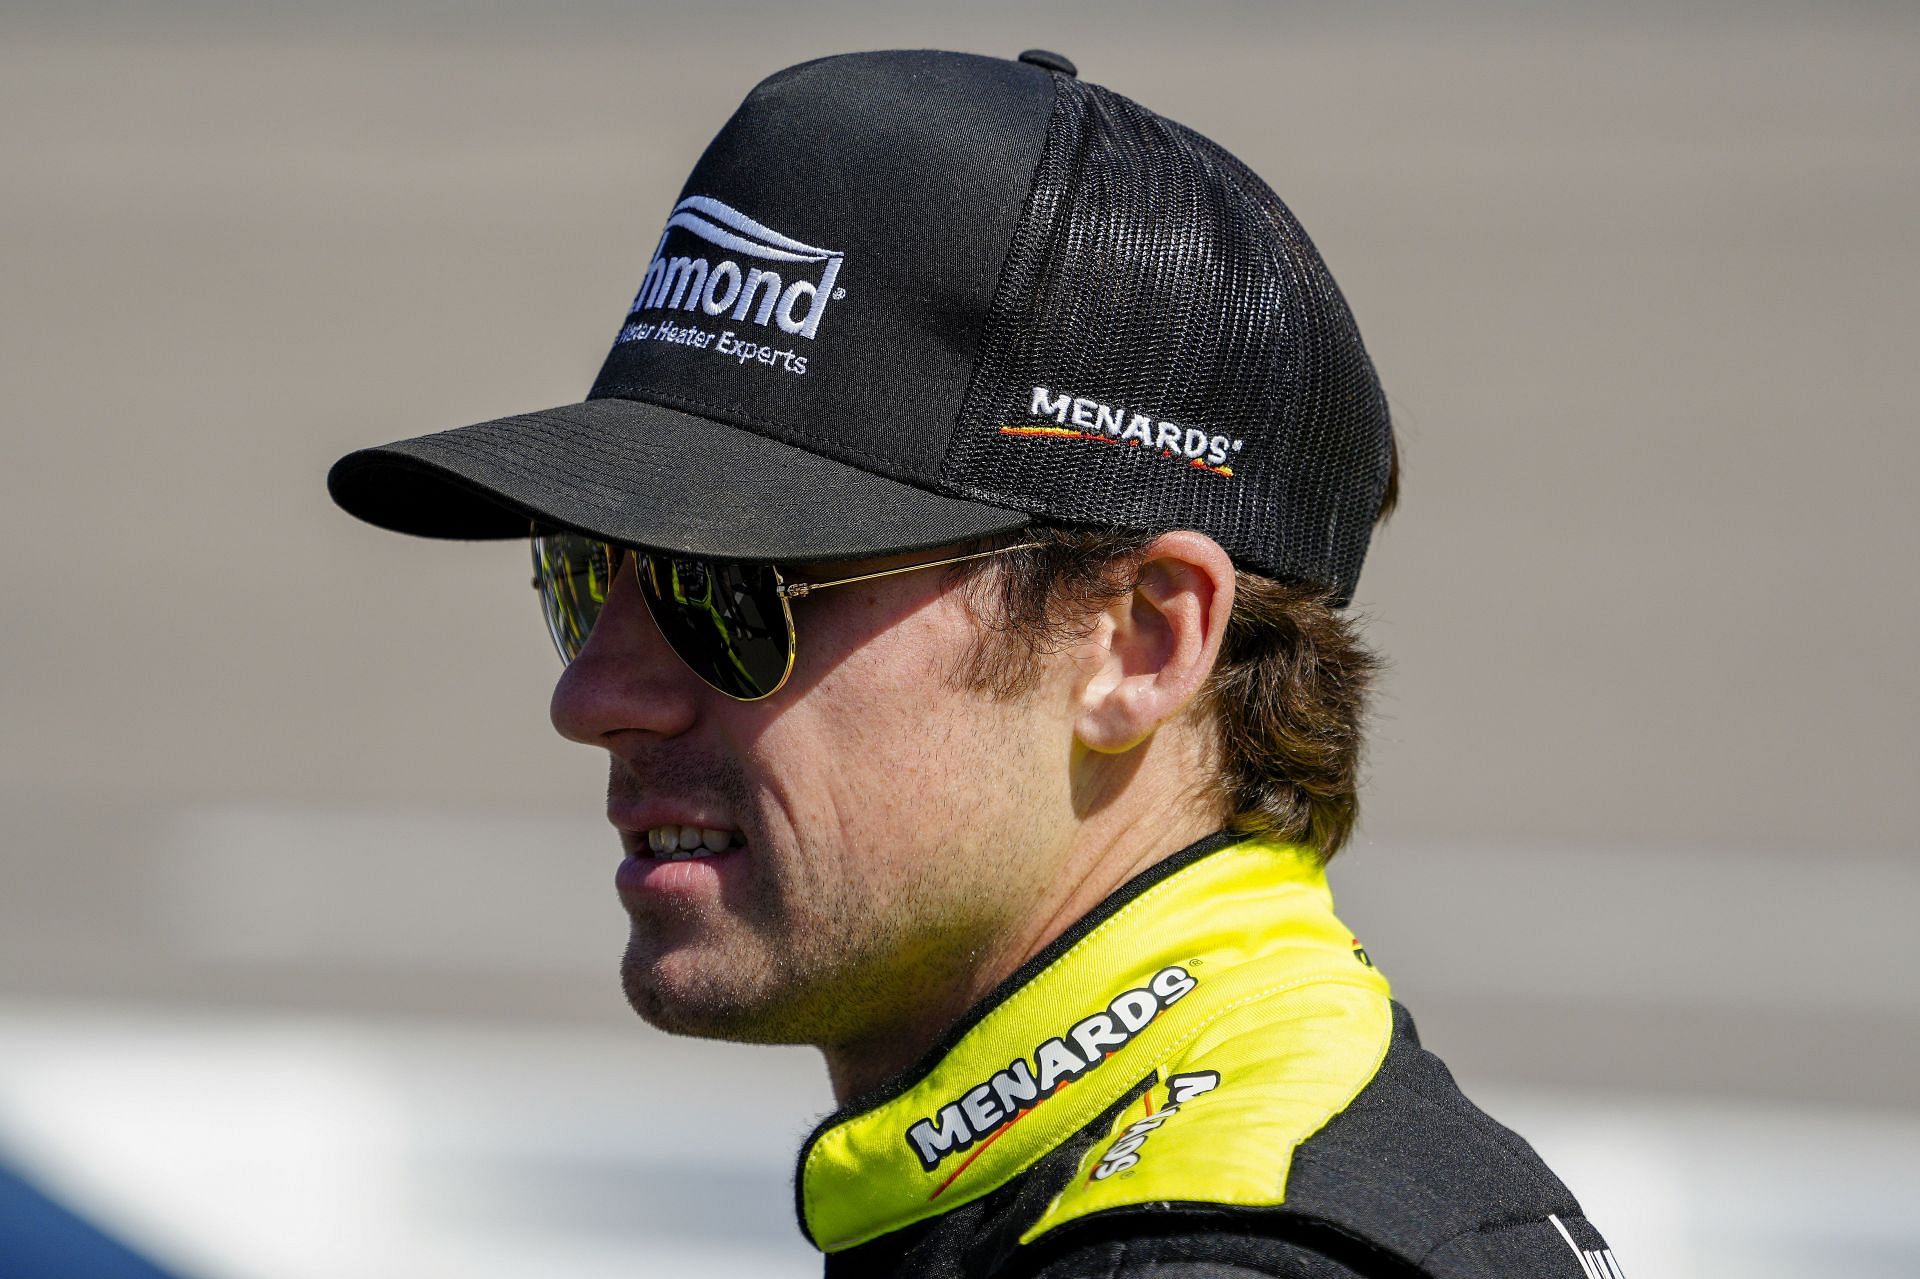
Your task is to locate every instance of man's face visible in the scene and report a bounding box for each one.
[549,544,1088,1051]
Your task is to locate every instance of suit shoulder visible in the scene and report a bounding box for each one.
[1020,975,1395,1243]
[1020,1000,1618,1278]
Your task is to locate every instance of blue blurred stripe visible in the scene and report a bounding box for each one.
[0,1156,187,1279]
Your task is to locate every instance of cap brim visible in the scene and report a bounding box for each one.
[327,396,1031,561]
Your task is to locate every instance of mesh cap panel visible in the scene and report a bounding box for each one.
[941,76,1393,604]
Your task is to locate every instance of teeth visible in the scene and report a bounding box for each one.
[643,825,742,858]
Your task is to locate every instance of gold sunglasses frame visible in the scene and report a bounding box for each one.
[532,524,1042,701]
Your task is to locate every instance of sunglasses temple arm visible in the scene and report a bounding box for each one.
[778,541,1045,599]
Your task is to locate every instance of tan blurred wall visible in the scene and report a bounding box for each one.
[3,2,1916,1103]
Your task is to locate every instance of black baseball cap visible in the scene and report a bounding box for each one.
[328,48,1393,604]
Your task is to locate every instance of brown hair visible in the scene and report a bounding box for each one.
[952,445,1397,863]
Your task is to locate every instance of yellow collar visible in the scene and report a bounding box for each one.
[796,833,1391,1252]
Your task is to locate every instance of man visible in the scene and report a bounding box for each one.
[329,48,1621,1279]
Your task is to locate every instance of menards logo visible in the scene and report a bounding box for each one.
[1090,1069,1222,1181]
[904,964,1197,1179]
[1002,387,1244,478]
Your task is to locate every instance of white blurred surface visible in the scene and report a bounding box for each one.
[0,1004,831,1279]
[4,1001,1917,1279]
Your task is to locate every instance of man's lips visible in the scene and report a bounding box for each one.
[609,802,750,900]
[614,840,746,899]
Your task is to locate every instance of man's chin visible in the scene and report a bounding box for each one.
[619,942,805,1045]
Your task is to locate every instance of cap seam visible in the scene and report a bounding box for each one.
[941,66,1070,489]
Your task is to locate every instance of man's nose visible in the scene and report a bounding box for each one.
[549,554,701,746]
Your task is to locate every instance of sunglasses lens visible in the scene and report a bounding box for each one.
[532,531,618,664]
[635,554,794,700]
[531,529,795,699]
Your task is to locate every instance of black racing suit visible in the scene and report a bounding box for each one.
[793,831,1622,1278]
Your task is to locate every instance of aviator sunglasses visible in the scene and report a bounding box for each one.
[531,525,1042,701]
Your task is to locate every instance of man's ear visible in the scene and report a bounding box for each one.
[1075,531,1236,754]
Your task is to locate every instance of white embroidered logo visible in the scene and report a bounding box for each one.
[999,386,1245,478]
[1089,1070,1221,1181]
[1549,1213,1626,1279]
[902,965,1199,1175]
[618,196,845,346]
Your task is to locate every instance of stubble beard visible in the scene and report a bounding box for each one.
[606,665,1060,1058]
[617,846,829,1043]
[619,825,1000,1053]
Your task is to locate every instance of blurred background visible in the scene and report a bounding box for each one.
[2,1,1915,1275]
